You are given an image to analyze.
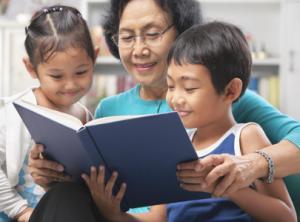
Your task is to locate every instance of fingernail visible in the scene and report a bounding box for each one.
[195,165,202,172]
[57,165,64,172]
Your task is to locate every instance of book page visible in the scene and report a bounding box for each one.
[85,114,154,126]
[15,100,83,130]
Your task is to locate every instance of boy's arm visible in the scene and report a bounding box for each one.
[230,124,297,222]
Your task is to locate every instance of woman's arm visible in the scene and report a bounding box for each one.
[177,90,300,196]
[228,124,297,222]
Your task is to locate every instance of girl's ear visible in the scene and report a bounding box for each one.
[94,47,100,63]
[23,57,38,79]
[223,78,243,102]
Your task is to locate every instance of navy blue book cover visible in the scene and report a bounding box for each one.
[13,101,210,209]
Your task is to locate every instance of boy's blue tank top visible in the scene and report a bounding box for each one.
[167,124,254,222]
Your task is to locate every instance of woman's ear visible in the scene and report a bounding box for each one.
[23,57,38,79]
[224,78,243,102]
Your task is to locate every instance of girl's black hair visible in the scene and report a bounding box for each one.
[25,5,95,68]
[102,0,202,59]
[168,21,252,98]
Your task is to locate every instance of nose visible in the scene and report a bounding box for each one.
[64,78,77,90]
[132,37,150,57]
[171,91,185,108]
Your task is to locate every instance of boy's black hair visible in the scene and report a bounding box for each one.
[102,0,202,59]
[167,21,252,98]
[25,5,95,68]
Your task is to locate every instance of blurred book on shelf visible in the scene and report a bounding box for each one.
[248,74,280,108]
[90,25,112,57]
[85,74,136,113]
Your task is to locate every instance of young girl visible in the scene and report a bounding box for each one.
[0,5,97,222]
[82,22,297,221]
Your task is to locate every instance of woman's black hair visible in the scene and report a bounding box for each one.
[25,5,95,68]
[168,21,252,98]
[102,0,202,59]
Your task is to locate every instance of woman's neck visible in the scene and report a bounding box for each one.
[139,85,168,100]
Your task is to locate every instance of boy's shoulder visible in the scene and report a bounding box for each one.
[239,123,270,154]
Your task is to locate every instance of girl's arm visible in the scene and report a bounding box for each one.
[82,166,167,222]
[0,105,30,220]
[229,124,297,222]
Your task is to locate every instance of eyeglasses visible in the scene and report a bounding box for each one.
[112,24,174,49]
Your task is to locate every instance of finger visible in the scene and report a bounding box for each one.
[105,172,118,196]
[177,177,205,184]
[29,166,66,180]
[197,155,225,172]
[28,158,64,172]
[177,160,199,170]
[179,183,205,192]
[114,183,126,204]
[81,174,91,188]
[205,162,232,186]
[97,166,105,192]
[30,144,44,159]
[90,166,97,183]
[177,169,207,178]
[212,170,236,197]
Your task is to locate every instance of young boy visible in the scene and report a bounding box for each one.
[82,21,297,222]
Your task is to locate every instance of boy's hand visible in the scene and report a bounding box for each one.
[82,166,127,221]
[177,159,218,194]
[28,144,71,190]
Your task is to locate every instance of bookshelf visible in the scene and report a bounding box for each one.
[81,0,283,110]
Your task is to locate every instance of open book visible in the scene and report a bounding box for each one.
[13,100,210,210]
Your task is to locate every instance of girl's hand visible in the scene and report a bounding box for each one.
[15,207,33,222]
[28,144,72,190]
[82,166,127,221]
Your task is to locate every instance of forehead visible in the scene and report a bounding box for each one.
[120,0,171,29]
[167,62,211,80]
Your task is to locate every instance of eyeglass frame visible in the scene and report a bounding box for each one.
[111,23,174,49]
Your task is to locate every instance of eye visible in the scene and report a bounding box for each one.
[49,75,62,80]
[76,70,88,75]
[185,88,198,93]
[120,34,134,42]
[167,85,175,91]
[145,32,160,40]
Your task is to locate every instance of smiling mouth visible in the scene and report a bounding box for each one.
[176,111,190,117]
[134,62,157,71]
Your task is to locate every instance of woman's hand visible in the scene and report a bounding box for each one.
[28,144,71,190]
[82,166,127,221]
[177,153,265,197]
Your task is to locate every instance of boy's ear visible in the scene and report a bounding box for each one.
[224,78,243,102]
[94,47,100,63]
[23,57,38,79]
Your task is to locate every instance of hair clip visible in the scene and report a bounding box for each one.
[25,26,28,35]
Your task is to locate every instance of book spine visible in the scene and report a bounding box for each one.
[81,127,129,211]
[77,127,106,167]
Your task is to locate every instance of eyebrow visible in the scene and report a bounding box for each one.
[119,23,164,33]
[167,74,200,82]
